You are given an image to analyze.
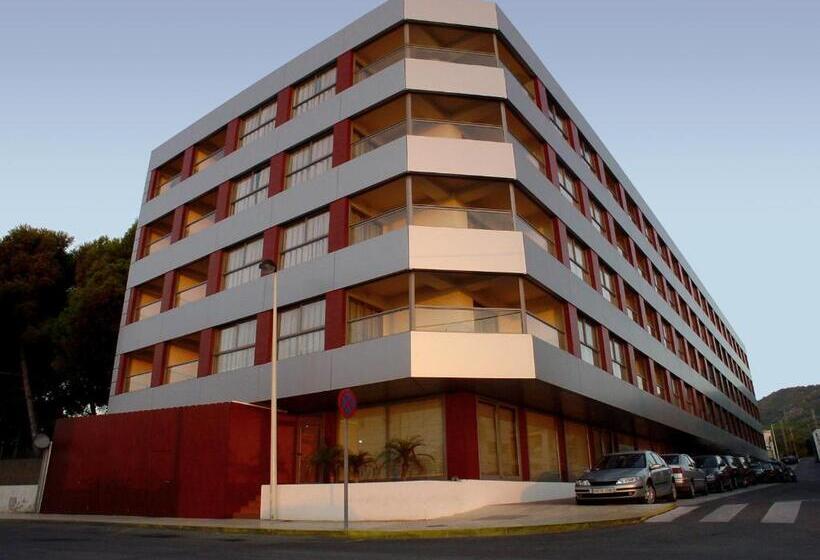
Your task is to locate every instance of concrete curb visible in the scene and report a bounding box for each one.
[0,504,677,540]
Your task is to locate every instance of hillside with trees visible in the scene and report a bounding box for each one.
[758,384,820,457]
[0,224,135,458]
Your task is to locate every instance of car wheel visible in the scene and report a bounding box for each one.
[644,483,656,505]
[669,483,677,502]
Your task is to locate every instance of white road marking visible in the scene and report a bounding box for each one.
[761,501,802,524]
[700,503,748,523]
[646,506,699,523]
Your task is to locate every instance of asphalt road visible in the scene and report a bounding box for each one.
[1,459,817,559]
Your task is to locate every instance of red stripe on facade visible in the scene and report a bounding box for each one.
[215,181,232,222]
[324,289,346,350]
[206,251,223,296]
[198,328,215,377]
[224,118,241,155]
[160,270,175,312]
[327,198,350,253]
[268,153,286,196]
[275,87,293,126]
[170,206,185,243]
[335,51,355,93]
[254,310,273,365]
[564,304,580,358]
[151,342,166,388]
[180,146,195,180]
[445,393,480,479]
[262,227,280,269]
[332,120,352,168]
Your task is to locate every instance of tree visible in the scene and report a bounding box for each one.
[50,224,135,415]
[347,450,376,482]
[0,226,73,452]
[311,445,343,482]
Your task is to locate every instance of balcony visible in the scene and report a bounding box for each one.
[350,93,505,159]
[348,175,558,260]
[141,213,173,258]
[184,190,217,238]
[174,258,208,309]
[152,154,183,198]
[345,272,567,350]
[123,348,154,393]
[192,129,227,175]
[131,276,164,323]
[164,334,200,385]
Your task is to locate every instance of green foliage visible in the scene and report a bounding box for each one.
[380,435,434,480]
[347,450,376,481]
[758,384,820,457]
[0,223,135,456]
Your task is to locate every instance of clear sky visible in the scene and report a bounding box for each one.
[1,0,818,398]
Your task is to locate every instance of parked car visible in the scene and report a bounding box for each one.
[575,451,676,504]
[769,460,787,482]
[748,458,767,483]
[661,454,708,497]
[721,455,743,489]
[782,455,799,465]
[694,455,734,492]
[734,456,756,487]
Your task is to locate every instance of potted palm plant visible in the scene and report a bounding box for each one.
[347,450,377,482]
[380,435,434,480]
[311,445,343,483]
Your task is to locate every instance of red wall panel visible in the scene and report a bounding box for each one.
[444,393,479,479]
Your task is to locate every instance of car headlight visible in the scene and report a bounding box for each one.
[616,477,640,485]
[576,479,591,486]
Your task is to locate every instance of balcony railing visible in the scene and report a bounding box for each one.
[164,360,199,384]
[135,300,161,322]
[355,45,499,83]
[516,217,556,256]
[174,282,207,308]
[125,372,151,392]
[347,307,410,344]
[154,174,181,196]
[526,314,565,350]
[352,118,505,159]
[184,211,215,237]
[349,207,407,245]
[414,306,522,334]
[144,233,171,256]
[413,205,513,231]
[509,136,547,176]
[192,149,225,174]
[352,120,408,158]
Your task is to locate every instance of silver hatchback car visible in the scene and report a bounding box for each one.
[575,450,677,504]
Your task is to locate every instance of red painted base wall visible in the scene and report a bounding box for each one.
[41,402,270,519]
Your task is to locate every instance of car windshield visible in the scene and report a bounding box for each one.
[696,456,718,468]
[661,455,680,465]
[595,453,646,469]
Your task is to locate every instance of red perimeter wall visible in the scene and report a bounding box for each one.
[41,402,270,519]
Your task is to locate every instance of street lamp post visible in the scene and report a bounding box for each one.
[259,259,278,520]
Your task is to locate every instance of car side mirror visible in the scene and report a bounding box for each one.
[650,463,662,470]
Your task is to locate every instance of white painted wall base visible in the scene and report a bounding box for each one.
[260,480,573,521]
[0,485,38,513]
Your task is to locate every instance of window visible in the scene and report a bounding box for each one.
[556,164,581,211]
[564,421,590,480]
[610,337,629,381]
[662,320,675,353]
[292,66,337,116]
[633,353,650,392]
[547,97,569,139]
[341,398,445,481]
[280,211,329,269]
[232,167,270,215]
[645,306,660,340]
[526,411,561,482]
[580,138,597,174]
[624,287,642,326]
[278,299,326,359]
[214,318,257,373]
[285,134,333,187]
[599,265,619,308]
[654,367,669,400]
[223,237,263,290]
[589,199,608,238]
[240,98,277,147]
[567,236,591,284]
[577,315,600,367]
[477,401,520,479]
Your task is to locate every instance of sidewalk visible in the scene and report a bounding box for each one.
[0,499,676,539]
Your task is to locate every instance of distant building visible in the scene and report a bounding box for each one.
[764,429,779,459]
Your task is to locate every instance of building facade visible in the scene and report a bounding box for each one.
[110,0,765,486]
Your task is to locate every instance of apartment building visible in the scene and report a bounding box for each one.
[111,0,764,487]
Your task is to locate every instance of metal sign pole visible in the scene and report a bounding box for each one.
[343,416,349,532]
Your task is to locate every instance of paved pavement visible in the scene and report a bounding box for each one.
[0,459,817,559]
